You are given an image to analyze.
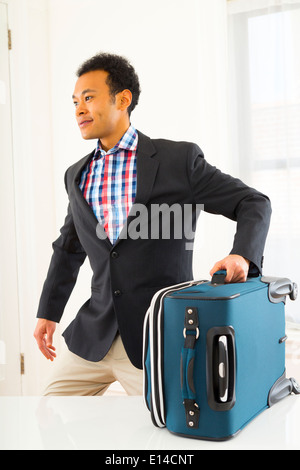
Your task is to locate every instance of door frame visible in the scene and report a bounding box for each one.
[0,0,22,395]
[1,0,56,395]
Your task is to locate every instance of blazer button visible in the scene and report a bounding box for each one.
[111,251,119,258]
[114,289,122,297]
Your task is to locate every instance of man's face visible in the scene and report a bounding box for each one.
[72,70,121,140]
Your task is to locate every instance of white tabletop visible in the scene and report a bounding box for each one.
[0,395,299,451]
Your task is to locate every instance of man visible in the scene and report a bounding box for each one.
[34,53,271,396]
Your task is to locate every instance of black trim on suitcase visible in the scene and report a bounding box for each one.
[168,294,240,300]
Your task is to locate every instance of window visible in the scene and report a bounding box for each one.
[228,1,300,323]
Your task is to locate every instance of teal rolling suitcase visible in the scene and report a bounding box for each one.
[143,272,300,440]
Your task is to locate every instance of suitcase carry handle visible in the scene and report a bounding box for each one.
[211,270,227,284]
[181,306,200,429]
[180,307,237,427]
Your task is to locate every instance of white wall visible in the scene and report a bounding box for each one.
[7,0,235,394]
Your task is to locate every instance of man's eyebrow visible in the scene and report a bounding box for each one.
[72,89,97,99]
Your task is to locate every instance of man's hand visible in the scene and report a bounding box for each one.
[34,319,57,361]
[210,254,250,283]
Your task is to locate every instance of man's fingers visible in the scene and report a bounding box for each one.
[209,255,250,284]
[33,319,57,360]
[209,262,231,281]
[37,337,56,361]
[209,263,222,277]
[224,267,247,283]
[46,332,54,348]
[224,269,233,283]
[225,265,245,283]
[230,271,246,283]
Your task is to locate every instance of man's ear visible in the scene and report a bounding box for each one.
[118,89,132,112]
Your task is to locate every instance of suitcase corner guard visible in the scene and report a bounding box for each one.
[268,372,300,406]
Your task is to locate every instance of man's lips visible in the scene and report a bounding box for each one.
[78,119,93,128]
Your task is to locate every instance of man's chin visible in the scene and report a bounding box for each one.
[80,132,98,141]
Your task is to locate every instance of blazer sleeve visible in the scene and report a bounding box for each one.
[36,175,87,322]
[187,143,272,274]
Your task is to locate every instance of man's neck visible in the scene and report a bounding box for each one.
[99,121,130,152]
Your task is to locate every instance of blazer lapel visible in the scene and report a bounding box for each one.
[69,151,112,248]
[72,151,96,223]
[134,130,159,206]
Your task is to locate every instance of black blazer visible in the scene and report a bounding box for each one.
[37,130,271,368]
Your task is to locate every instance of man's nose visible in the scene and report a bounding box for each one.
[76,101,87,116]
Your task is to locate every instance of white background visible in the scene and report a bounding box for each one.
[1,0,299,395]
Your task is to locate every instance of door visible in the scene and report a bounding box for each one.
[0,1,22,395]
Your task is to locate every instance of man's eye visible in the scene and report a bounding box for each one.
[85,96,93,101]
[73,102,78,107]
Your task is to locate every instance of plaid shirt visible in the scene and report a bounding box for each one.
[79,125,138,244]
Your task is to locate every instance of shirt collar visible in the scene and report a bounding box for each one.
[95,124,138,158]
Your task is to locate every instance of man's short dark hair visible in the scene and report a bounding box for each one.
[76,52,141,116]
